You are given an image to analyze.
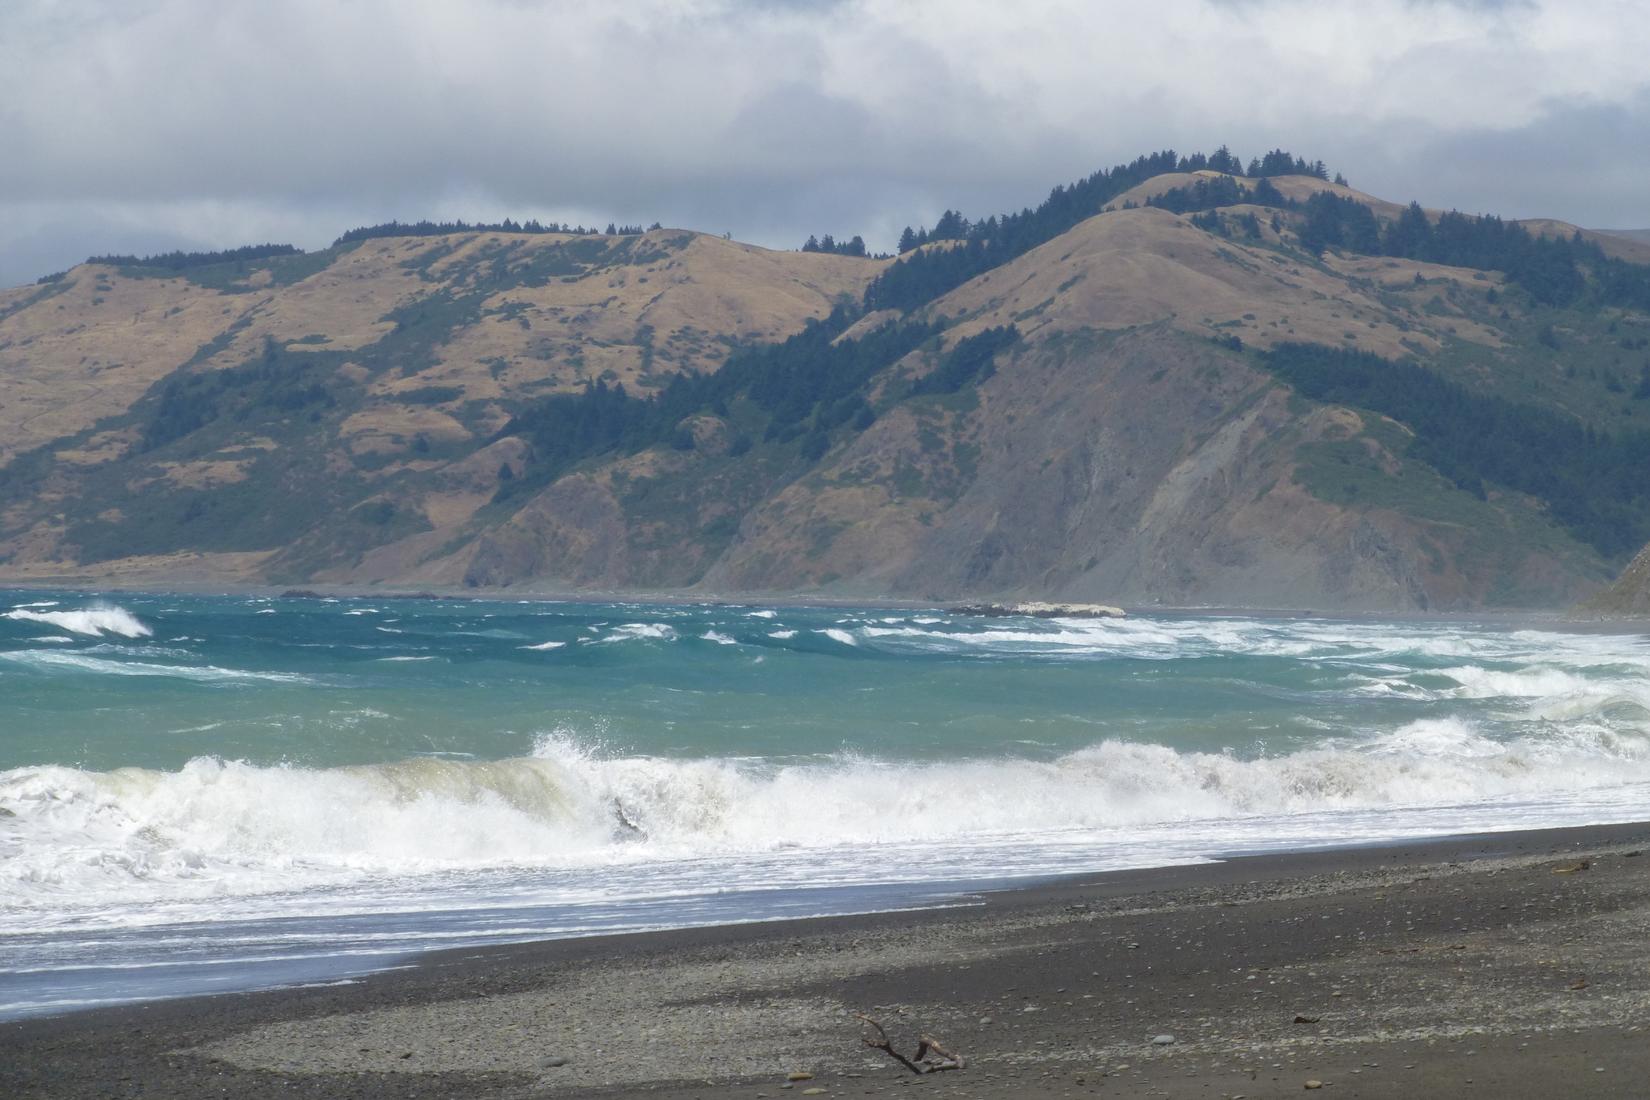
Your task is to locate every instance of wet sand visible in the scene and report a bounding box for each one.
[7,822,1650,1099]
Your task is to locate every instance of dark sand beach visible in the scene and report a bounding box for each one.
[7,822,1650,1099]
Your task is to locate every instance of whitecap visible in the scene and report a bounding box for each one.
[3,605,151,639]
[594,623,677,644]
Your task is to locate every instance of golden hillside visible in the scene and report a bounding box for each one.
[1,163,1645,611]
[0,231,881,466]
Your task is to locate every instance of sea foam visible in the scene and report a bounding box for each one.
[6,718,1649,917]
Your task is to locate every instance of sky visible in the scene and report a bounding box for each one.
[3,0,1649,288]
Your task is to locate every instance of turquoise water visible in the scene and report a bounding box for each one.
[4,590,1650,1018]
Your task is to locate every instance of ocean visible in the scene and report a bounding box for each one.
[3,590,1649,1020]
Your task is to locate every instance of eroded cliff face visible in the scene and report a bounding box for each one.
[696,325,1594,610]
[1586,543,1650,618]
[346,322,1593,612]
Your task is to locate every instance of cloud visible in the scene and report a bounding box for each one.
[2,0,1647,286]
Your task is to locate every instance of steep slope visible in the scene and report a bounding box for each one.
[2,162,1646,610]
[703,325,1593,609]
[1587,542,1650,616]
[695,204,1605,608]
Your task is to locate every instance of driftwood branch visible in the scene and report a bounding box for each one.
[854,1013,964,1074]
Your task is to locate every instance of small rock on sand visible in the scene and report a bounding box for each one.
[1151,1034,1175,1045]
[786,1071,814,1081]
[1305,1080,1324,1090]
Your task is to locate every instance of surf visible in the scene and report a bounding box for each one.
[3,603,151,638]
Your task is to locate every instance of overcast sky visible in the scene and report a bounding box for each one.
[3,0,1648,288]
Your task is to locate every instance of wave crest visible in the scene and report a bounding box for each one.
[3,604,151,638]
[5,721,1649,911]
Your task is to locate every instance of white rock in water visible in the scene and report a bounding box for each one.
[1017,601,1126,619]
[948,601,1126,619]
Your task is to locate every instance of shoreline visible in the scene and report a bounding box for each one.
[8,821,1650,1098]
[7,579,1650,635]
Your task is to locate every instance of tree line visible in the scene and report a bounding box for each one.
[334,219,661,245]
[868,147,1335,312]
[1145,175,1291,215]
[801,233,870,257]
[1293,193,1650,310]
[1266,342,1650,558]
[88,243,301,271]
[498,313,1019,500]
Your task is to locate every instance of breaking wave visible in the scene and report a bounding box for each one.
[594,623,677,644]
[6,721,1649,914]
[3,603,150,638]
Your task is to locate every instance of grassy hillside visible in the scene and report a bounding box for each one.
[0,229,879,584]
[3,150,1648,610]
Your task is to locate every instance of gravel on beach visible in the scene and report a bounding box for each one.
[7,821,1650,1099]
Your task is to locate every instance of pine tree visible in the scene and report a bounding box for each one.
[1208,145,1241,175]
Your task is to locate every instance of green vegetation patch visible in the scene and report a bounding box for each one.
[1268,342,1650,558]
[108,244,355,293]
[138,337,341,453]
[497,309,953,500]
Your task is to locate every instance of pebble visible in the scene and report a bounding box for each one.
[1152,1034,1175,1045]
[802,1090,827,1096]
[1305,1080,1324,1090]
[979,1016,993,1025]
[787,1071,815,1081]
[536,1055,569,1069]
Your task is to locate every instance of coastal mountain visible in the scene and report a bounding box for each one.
[4,150,1650,611]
